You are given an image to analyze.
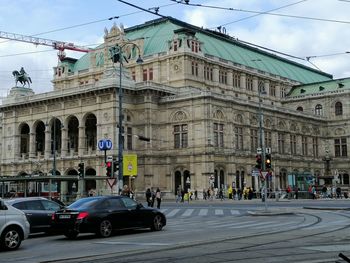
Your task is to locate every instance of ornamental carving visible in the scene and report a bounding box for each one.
[173,111,187,121]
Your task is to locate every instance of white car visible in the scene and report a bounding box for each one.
[0,199,30,250]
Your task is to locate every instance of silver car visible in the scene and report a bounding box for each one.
[0,199,30,250]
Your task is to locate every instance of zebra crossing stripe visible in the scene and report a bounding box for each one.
[215,209,224,215]
[166,209,180,217]
[230,210,240,215]
[198,209,208,216]
[181,209,194,217]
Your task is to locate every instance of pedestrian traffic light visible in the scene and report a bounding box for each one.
[106,161,112,177]
[255,154,262,169]
[265,154,271,169]
[78,162,85,178]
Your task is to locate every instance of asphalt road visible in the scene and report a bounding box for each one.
[1,198,350,263]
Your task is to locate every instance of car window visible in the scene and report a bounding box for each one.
[68,197,100,209]
[120,197,137,209]
[12,202,27,210]
[25,200,44,210]
[40,200,60,211]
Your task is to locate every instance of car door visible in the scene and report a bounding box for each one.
[119,197,143,228]
[97,198,129,230]
[39,200,60,229]
[19,200,46,232]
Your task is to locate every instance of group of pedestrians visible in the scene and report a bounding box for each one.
[145,187,162,209]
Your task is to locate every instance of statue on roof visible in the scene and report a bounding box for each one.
[12,67,32,88]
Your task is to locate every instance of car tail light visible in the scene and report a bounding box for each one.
[77,212,89,220]
[51,213,56,220]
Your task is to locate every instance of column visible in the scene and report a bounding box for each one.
[29,133,36,158]
[240,73,246,90]
[44,129,51,159]
[78,126,86,156]
[61,127,68,157]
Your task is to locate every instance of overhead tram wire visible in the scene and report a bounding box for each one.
[170,0,350,25]
[215,0,308,28]
[0,2,177,45]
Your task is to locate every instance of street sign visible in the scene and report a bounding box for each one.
[257,147,262,154]
[107,155,113,162]
[265,147,271,154]
[123,154,137,176]
[107,178,116,188]
[98,139,113,151]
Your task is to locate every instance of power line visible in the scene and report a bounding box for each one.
[170,0,350,25]
[217,0,308,27]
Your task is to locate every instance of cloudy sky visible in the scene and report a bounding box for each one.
[0,0,349,97]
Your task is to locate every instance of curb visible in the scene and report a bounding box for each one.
[247,210,296,216]
[303,206,350,211]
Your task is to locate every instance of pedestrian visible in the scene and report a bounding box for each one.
[145,188,152,207]
[219,188,224,201]
[151,188,156,207]
[336,187,341,199]
[156,188,162,209]
[294,185,299,199]
[176,188,182,203]
[194,189,198,200]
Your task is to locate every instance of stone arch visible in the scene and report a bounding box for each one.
[66,115,79,154]
[83,113,97,151]
[19,122,30,157]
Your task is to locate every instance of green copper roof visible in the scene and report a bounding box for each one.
[73,17,333,84]
[124,18,332,84]
[288,77,350,97]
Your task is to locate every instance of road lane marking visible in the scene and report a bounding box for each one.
[166,209,180,217]
[198,209,208,216]
[215,209,224,215]
[181,209,194,217]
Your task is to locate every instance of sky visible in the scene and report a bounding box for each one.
[0,0,349,97]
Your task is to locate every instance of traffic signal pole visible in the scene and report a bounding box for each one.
[258,89,268,212]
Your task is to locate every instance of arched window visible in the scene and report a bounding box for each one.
[315,104,323,116]
[335,102,343,116]
[297,106,303,112]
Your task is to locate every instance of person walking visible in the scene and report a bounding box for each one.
[156,188,162,209]
[145,188,152,207]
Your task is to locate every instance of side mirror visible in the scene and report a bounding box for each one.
[136,203,143,209]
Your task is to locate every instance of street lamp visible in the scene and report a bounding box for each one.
[258,87,267,210]
[109,42,143,194]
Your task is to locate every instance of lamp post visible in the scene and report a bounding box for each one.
[258,88,267,211]
[109,42,143,194]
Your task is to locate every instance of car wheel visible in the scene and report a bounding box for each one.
[64,230,79,239]
[1,227,22,250]
[150,214,163,231]
[97,219,112,238]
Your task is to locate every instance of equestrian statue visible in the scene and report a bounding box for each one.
[12,67,32,88]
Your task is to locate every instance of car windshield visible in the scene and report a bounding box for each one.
[68,197,101,210]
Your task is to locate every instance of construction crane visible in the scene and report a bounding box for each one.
[0,30,92,60]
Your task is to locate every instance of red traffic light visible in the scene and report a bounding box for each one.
[106,161,112,177]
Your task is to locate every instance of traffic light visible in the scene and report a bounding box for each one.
[106,161,112,177]
[255,154,262,169]
[265,154,271,169]
[113,161,119,176]
[78,163,85,178]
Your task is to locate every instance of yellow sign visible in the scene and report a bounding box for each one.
[123,154,137,176]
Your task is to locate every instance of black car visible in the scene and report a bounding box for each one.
[6,197,64,234]
[51,195,166,239]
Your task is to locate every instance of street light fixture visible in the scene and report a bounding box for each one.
[109,41,143,194]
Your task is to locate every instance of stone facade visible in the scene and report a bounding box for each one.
[0,18,349,200]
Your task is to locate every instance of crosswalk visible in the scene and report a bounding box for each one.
[160,208,243,218]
